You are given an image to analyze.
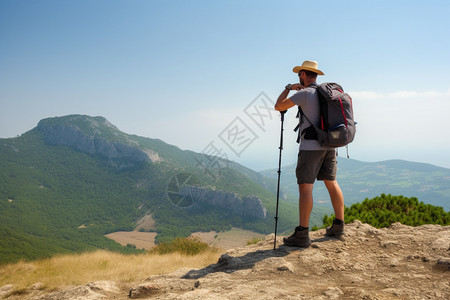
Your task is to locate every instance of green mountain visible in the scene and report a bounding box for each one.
[0,115,298,264]
[261,157,450,212]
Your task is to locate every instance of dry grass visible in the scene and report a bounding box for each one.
[0,249,222,291]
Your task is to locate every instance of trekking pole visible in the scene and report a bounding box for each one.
[274,110,287,250]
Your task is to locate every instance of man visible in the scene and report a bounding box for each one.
[274,60,345,248]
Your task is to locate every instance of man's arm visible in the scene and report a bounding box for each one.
[274,83,304,111]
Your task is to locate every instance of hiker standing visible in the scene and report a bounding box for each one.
[274,60,345,247]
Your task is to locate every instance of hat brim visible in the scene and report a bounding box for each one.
[292,66,324,75]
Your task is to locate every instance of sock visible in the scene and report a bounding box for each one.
[333,218,344,225]
[297,226,309,231]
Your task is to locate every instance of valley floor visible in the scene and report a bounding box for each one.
[105,227,266,251]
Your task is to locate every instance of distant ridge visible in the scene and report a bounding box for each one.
[260,157,450,211]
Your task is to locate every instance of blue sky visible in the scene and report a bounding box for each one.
[1,0,449,170]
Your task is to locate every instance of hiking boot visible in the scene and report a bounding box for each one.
[283,226,311,248]
[325,221,344,237]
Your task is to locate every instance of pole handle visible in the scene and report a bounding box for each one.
[280,110,287,121]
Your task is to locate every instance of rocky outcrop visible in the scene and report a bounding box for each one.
[178,186,267,219]
[130,221,450,299]
[2,221,449,299]
[36,115,149,165]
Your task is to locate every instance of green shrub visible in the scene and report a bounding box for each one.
[246,237,264,245]
[321,194,450,229]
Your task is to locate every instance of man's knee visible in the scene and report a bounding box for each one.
[299,183,314,195]
[324,180,339,189]
[324,180,343,198]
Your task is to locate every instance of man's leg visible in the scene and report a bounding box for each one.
[324,179,345,236]
[283,150,319,248]
[324,180,344,220]
[299,183,314,227]
[283,184,312,247]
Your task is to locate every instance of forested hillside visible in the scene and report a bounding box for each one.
[0,115,298,264]
[0,128,147,264]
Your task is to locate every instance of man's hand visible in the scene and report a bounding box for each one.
[274,82,306,111]
[275,85,295,111]
[290,83,304,91]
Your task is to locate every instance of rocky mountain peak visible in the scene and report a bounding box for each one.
[37,115,119,134]
[35,115,150,167]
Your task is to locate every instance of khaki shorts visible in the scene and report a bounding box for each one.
[296,150,337,184]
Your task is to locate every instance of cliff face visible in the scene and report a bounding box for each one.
[36,115,149,165]
[179,186,267,220]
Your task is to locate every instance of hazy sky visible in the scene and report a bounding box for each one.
[1,0,449,170]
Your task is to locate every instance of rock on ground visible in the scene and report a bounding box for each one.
[3,221,449,299]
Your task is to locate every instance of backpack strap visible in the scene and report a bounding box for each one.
[293,84,319,143]
[293,108,303,143]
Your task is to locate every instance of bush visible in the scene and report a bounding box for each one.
[246,237,264,245]
[321,194,450,229]
[149,236,212,255]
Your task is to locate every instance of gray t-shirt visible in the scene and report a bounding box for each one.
[290,86,335,151]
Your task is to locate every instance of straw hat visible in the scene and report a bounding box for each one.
[292,60,324,75]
